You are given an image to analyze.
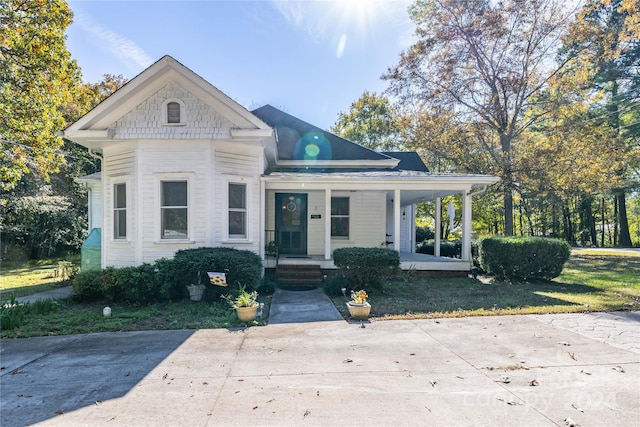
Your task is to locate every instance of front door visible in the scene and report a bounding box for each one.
[275,193,307,255]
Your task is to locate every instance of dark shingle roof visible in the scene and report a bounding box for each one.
[251,105,390,162]
[382,152,430,172]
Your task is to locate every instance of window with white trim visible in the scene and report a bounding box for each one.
[228,183,247,239]
[331,197,349,238]
[161,180,188,239]
[113,183,127,239]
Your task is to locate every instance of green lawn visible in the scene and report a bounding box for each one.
[0,257,78,298]
[1,250,637,338]
[331,249,640,320]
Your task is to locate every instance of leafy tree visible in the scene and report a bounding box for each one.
[559,0,640,246]
[384,0,574,236]
[1,74,127,260]
[331,91,401,151]
[0,0,80,192]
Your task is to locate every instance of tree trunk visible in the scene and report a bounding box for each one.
[617,190,633,247]
[601,197,606,247]
[504,191,514,236]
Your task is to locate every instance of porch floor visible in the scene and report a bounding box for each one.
[265,252,471,272]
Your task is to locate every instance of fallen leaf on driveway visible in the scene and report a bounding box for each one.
[496,376,511,384]
[571,403,584,412]
[55,409,64,415]
[343,358,353,363]
[568,352,577,361]
[613,366,625,373]
[303,409,311,417]
[564,417,579,426]
[529,379,539,386]
[557,341,571,346]
[430,380,437,387]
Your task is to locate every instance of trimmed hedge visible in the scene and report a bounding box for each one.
[333,247,400,290]
[72,247,262,303]
[416,240,461,258]
[173,247,262,291]
[478,236,571,281]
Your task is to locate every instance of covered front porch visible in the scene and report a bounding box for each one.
[260,170,499,274]
[267,252,471,274]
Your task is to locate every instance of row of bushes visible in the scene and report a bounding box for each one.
[330,237,569,291]
[73,247,263,304]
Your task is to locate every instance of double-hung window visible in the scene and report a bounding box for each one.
[228,183,247,239]
[161,181,188,239]
[331,197,349,238]
[113,183,127,240]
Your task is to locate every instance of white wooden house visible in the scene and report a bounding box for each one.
[65,56,498,276]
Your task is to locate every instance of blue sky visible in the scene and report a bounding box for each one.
[66,0,414,130]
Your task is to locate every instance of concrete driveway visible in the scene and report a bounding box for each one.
[1,313,638,426]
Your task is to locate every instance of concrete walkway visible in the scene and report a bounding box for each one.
[14,286,73,304]
[268,287,344,324]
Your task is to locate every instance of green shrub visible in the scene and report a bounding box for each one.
[72,270,104,301]
[478,236,571,281]
[257,272,277,296]
[152,257,178,301]
[322,273,349,297]
[173,247,262,293]
[415,226,434,244]
[333,247,400,291]
[0,296,28,330]
[30,299,60,315]
[416,240,461,258]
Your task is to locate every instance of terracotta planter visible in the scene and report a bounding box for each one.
[235,305,258,322]
[346,302,371,320]
[187,286,205,301]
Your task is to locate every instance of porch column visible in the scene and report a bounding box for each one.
[325,188,332,260]
[434,198,441,257]
[462,190,472,262]
[411,204,416,254]
[394,189,401,252]
[260,180,266,259]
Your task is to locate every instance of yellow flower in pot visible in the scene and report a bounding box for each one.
[346,289,371,319]
[222,285,259,323]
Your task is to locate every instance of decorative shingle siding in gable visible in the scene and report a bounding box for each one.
[111,82,234,139]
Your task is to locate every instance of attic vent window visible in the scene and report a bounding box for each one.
[162,98,186,126]
[167,102,180,123]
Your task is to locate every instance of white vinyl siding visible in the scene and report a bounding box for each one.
[215,147,260,252]
[273,190,387,256]
[103,149,135,267]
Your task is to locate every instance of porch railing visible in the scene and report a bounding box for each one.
[264,229,278,267]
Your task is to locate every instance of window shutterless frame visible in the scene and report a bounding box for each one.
[113,182,127,239]
[160,180,188,239]
[228,182,247,239]
[331,196,350,238]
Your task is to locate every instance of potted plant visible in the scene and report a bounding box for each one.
[346,289,371,320]
[187,272,205,301]
[222,285,259,322]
